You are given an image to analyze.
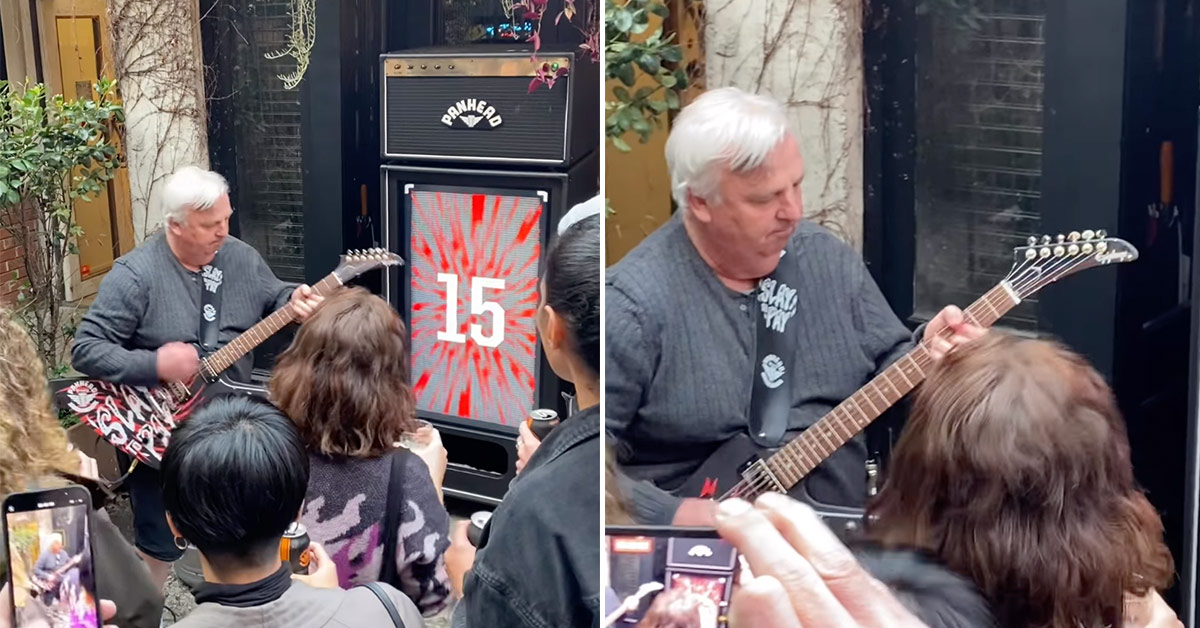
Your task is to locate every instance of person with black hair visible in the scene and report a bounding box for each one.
[446,214,602,627]
[853,546,996,628]
[161,396,424,628]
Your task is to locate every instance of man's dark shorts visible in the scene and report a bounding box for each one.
[117,452,185,562]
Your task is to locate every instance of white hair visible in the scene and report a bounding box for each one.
[43,533,62,551]
[664,87,792,211]
[161,166,230,225]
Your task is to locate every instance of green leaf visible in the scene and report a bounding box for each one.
[648,1,670,17]
[613,9,634,32]
[660,45,684,64]
[610,136,632,152]
[660,74,678,88]
[666,90,681,109]
[636,54,661,75]
[615,62,636,86]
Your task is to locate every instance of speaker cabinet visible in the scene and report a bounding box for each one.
[381,152,599,503]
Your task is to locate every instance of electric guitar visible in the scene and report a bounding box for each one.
[675,230,1139,520]
[53,249,403,469]
[29,552,82,595]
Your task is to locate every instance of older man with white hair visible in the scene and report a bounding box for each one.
[71,165,323,590]
[605,87,985,526]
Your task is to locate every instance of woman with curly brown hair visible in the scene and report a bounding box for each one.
[0,308,162,628]
[269,287,451,616]
[868,332,1178,628]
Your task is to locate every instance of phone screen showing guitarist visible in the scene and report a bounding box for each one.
[3,486,98,628]
[605,526,738,628]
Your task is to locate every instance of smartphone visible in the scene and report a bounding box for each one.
[3,485,99,628]
[604,525,739,628]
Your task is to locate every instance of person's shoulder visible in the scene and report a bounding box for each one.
[110,230,165,272]
[791,220,855,254]
[607,216,684,287]
[606,218,686,318]
[218,235,260,260]
[335,582,425,626]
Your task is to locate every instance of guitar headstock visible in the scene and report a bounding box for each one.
[332,248,404,284]
[1006,229,1138,300]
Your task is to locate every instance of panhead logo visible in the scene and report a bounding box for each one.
[687,544,714,558]
[442,99,503,129]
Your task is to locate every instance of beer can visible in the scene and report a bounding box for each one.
[467,510,492,547]
[280,522,312,574]
[526,409,560,440]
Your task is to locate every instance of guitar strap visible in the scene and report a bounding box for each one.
[198,258,225,358]
[747,249,800,448]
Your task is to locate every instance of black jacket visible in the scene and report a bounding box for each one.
[456,404,601,628]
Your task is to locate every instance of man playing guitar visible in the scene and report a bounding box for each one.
[70,166,324,589]
[605,87,985,526]
[31,534,79,607]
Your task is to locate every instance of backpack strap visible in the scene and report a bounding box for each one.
[378,448,407,585]
[361,582,406,628]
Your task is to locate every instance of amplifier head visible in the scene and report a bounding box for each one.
[381,45,599,167]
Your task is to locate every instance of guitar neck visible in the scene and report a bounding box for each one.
[739,281,1021,501]
[201,274,343,376]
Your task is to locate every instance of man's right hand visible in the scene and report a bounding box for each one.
[156,342,199,382]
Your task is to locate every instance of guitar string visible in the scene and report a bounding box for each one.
[727,250,1090,500]
[724,250,1094,501]
[201,274,341,376]
[725,255,1065,501]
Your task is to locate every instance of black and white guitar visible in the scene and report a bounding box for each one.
[674,230,1139,522]
[53,249,403,469]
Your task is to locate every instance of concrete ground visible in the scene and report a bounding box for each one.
[104,493,465,627]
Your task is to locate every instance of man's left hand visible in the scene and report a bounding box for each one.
[922,305,986,360]
[290,284,325,322]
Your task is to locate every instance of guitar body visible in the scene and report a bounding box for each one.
[53,376,268,470]
[676,434,867,537]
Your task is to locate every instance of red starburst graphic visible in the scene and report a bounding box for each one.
[408,188,543,426]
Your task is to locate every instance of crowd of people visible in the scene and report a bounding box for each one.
[0,165,601,628]
[0,82,1193,628]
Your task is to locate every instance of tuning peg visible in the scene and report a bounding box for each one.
[1027,235,1038,246]
[1040,247,1052,258]
[1082,243,1094,254]
[1025,248,1037,260]
[1096,241,1108,253]
[1096,229,1107,238]
[1082,229,1095,240]
[1056,234,1065,243]
[1068,231,1081,242]
[1067,244,1080,256]
[1053,245,1065,257]
[1041,235,1052,245]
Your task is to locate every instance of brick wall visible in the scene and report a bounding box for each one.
[0,227,26,304]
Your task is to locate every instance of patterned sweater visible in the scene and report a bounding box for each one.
[300,449,451,616]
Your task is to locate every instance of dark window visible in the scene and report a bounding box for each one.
[912,0,1045,331]
[207,0,305,283]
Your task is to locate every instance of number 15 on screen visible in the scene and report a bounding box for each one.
[436,273,506,348]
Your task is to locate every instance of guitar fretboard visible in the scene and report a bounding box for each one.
[200,274,343,376]
[725,282,1020,501]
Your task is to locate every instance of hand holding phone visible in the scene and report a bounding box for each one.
[604,525,739,628]
[715,493,928,628]
[3,485,100,628]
